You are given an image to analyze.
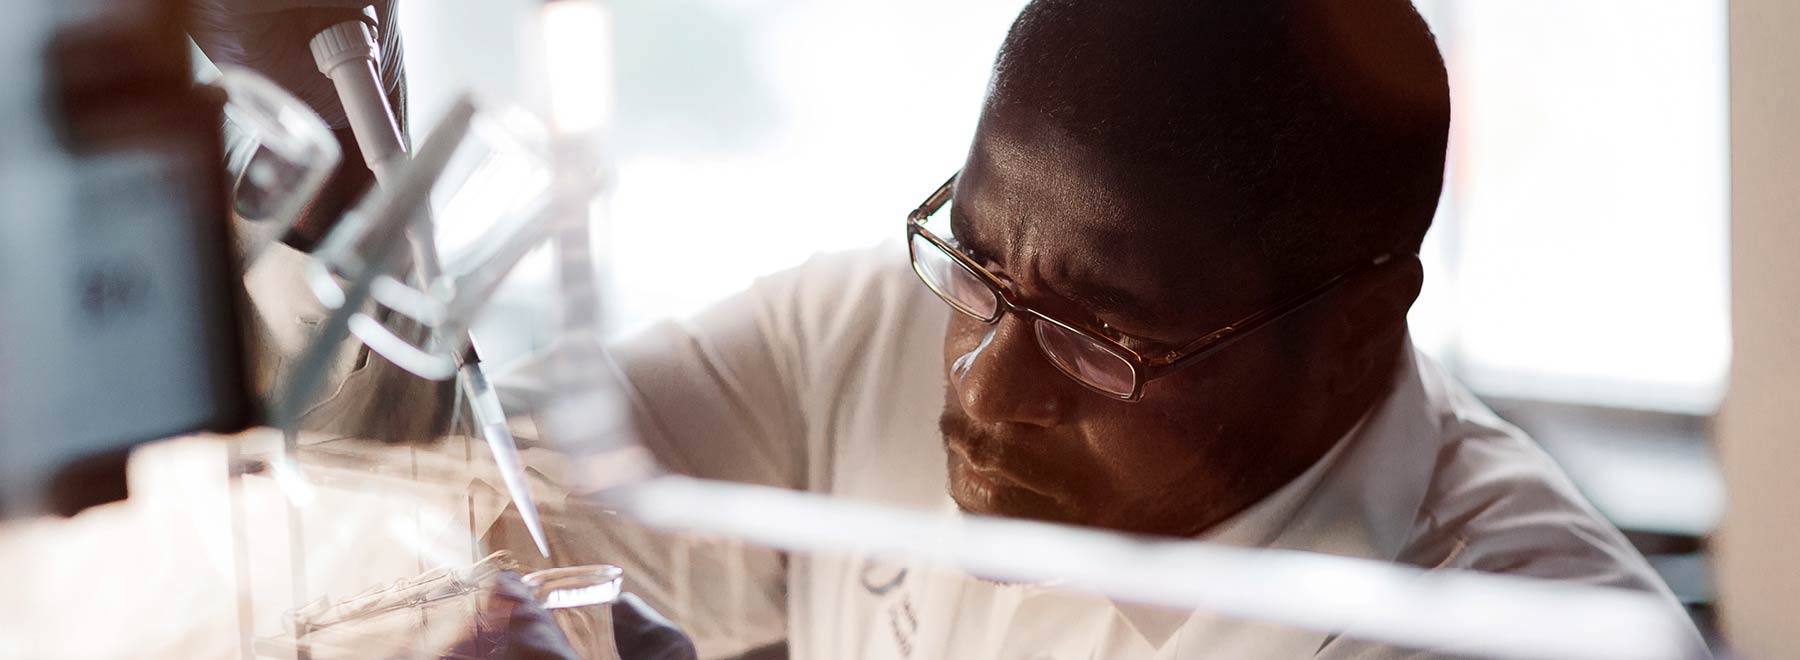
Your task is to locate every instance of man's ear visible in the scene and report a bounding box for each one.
[1325,253,1423,393]
[1355,252,1424,331]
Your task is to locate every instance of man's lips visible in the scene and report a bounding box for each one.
[948,443,1031,491]
[938,406,1074,518]
[945,443,1064,517]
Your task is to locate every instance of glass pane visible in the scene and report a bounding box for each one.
[911,233,1000,321]
[1033,319,1136,397]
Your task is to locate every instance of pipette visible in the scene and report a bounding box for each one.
[310,15,551,558]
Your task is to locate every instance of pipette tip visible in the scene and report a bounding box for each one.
[523,510,552,558]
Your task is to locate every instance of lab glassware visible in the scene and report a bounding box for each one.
[301,95,558,556]
[304,96,557,380]
[524,564,627,660]
[218,65,342,266]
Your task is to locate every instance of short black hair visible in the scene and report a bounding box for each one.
[988,0,1450,279]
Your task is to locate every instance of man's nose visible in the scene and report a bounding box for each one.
[951,314,1069,427]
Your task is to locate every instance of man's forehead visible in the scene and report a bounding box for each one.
[957,123,1151,252]
[955,124,1275,333]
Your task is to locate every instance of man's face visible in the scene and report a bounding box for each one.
[937,117,1345,537]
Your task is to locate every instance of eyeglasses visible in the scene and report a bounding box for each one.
[906,172,1389,402]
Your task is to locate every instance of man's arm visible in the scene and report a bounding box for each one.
[604,289,811,489]
[495,244,933,658]
[491,267,828,659]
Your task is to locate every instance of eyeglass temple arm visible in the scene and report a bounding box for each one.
[910,173,959,222]
[1152,254,1396,373]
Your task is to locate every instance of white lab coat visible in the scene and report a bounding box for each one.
[492,241,1705,659]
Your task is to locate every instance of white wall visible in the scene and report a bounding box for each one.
[1715,0,1800,654]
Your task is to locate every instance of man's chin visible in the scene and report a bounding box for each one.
[949,496,1073,528]
[945,493,1076,588]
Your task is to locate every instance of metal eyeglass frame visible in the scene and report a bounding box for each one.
[906,172,1392,402]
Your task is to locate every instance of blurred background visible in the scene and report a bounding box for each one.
[399,0,1730,639]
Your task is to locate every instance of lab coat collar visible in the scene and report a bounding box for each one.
[1276,339,1439,564]
[1111,338,1442,650]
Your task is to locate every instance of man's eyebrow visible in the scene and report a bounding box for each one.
[950,199,1174,334]
[1061,281,1166,330]
[947,199,995,257]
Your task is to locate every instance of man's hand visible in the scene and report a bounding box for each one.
[445,570,581,660]
[612,593,700,660]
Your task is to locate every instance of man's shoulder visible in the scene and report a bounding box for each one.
[747,239,940,349]
[1403,356,1669,592]
[754,240,921,307]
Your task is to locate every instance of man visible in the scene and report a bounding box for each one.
[215,0,1697,658]
[488,1,1701,658]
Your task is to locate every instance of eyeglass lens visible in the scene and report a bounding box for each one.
[910,233,1000,320]
[911,232,1139,398]
[1032,320,1137,397]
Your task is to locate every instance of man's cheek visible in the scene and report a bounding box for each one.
[940,316,989,374]
[1087,412,1193,471]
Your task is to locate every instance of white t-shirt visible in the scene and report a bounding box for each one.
[496,241,1703,659]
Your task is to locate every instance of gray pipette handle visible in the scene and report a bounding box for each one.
[310,16,405,184]
[310,17,445,283]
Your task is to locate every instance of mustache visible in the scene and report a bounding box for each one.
[937,408,1010,464]
[937,407,1063,492]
